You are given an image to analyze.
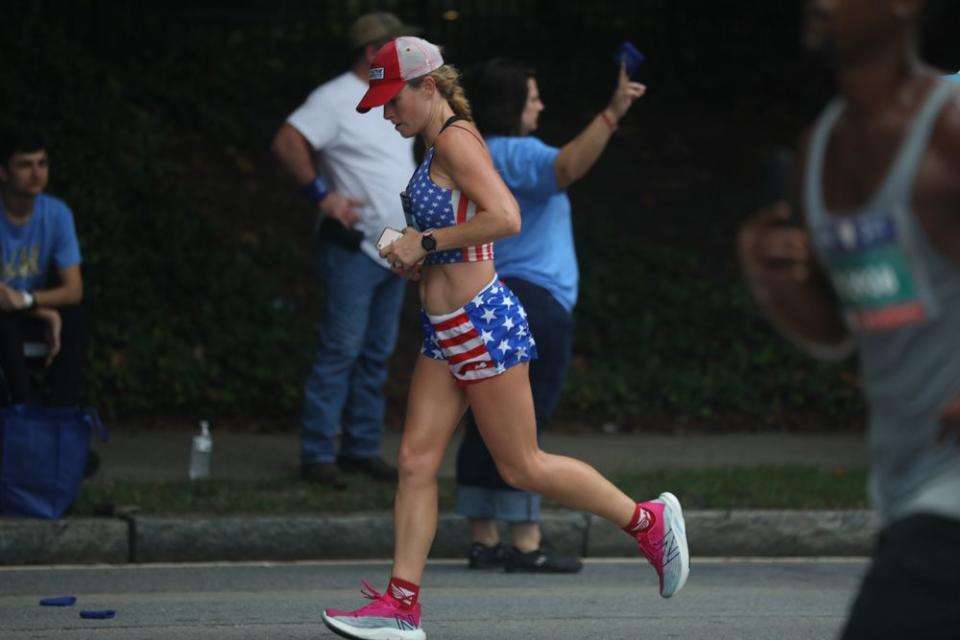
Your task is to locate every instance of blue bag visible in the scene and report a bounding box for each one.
[0,404,107,519]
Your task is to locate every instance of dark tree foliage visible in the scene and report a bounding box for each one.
[1,1,957,427]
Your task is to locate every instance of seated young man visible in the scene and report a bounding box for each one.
[0,124,86,406]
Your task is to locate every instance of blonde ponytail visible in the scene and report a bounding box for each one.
[410,65,473,121]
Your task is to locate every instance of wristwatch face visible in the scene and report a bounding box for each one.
[422,233,437,252]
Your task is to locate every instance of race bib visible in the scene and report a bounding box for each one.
[820,211,929,331]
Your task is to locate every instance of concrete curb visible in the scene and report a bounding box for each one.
[132,511,590,563]
[0,510,878,565]
[586,510,880,557]
[0,518,128,564]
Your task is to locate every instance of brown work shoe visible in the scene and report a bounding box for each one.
[301,462,347,489]
[336,455,398,482]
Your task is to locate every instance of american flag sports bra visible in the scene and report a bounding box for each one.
[400,119,494,266]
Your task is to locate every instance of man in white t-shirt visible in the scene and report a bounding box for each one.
[272,13,418,487]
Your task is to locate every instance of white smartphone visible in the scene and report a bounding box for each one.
[377,227,404,250]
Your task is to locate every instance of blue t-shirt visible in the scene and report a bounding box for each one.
[0,193,82,290]
[487,136,578,313]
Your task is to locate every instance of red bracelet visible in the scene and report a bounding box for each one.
[600,111,618,131]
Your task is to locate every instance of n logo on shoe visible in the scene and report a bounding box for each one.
[659,531,680,565]
[396,614,418,631]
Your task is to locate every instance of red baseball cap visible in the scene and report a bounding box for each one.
[356,37,444,113]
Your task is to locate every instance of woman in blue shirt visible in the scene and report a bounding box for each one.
[456,58,645,572]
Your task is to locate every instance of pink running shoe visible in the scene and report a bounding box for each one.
[321,580,425,640]
[635,492,690,598]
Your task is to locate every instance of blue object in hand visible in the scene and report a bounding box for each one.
[301,176,330,205]
[40,596,77,607]
[80,609,116,619]
[616,41,646,77]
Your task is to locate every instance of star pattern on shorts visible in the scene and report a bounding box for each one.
[422,282,536,370]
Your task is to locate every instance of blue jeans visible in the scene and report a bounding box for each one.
[301,240,406,464]
[455,278,573,523]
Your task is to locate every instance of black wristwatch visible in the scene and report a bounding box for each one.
[421,230,437,253]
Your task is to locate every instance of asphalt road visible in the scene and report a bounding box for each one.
[1,558,866,639]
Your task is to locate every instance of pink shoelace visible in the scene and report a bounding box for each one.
[327,579,394,617]
[359,579,384,601]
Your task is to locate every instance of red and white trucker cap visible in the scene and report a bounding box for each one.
[356,36,444,113]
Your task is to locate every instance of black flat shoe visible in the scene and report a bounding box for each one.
[336,455,398,482]
[467,542,507,569]
[301,462,348,489]
[505,544,583,574]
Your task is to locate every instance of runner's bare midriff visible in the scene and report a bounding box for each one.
[419,261,496,316]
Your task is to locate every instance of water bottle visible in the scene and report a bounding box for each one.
[189,420,212,480]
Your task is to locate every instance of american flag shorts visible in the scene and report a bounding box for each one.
[420,276,538,385]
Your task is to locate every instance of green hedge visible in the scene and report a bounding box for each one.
[2,25,319,417]
[567,240,860,423]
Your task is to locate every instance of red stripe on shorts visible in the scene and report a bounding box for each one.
[433,313,470,332]
[438,329,479,348]
[448,344,490,365]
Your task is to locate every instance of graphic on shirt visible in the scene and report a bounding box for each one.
[1,245,40,283]
[819,209,929,330]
